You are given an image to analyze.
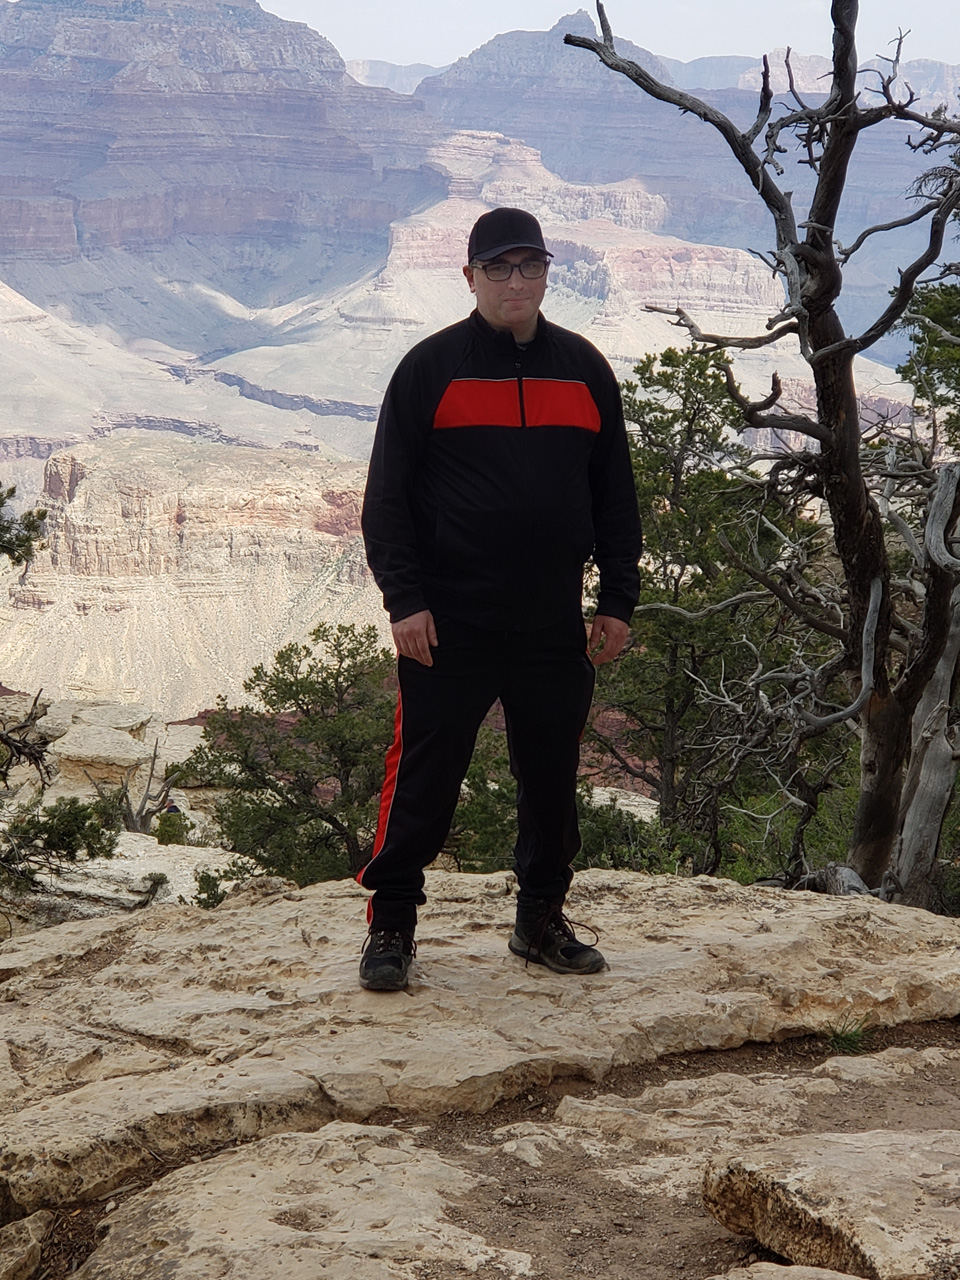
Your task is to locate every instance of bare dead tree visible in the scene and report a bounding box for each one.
[0,693,52,788]
[87,741,184,834]
[567,0,960,906]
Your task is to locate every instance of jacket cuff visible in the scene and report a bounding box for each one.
[595,592,635,624]
[388,594,430,624]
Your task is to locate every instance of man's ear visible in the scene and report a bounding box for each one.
[462,264,476,294]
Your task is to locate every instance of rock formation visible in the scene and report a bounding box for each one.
[2,871,960,1276]
[705,1130,960,1278]
[346,58,450,94]
[0,432,386,718]
[0,0,442,261]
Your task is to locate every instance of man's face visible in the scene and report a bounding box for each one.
[462,247,549,339]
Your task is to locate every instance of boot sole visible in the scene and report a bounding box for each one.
[359,964,411,991]
[508,933,606,975]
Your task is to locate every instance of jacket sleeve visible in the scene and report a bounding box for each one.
[361,350,432,623]
[587,353,643,623]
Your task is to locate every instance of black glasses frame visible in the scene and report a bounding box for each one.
[472,259,549,281]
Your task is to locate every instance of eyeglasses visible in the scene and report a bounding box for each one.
[472,259,549,281]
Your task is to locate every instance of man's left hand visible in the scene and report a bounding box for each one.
[588,615,630,665]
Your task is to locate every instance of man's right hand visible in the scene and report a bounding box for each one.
[392,610,438,666]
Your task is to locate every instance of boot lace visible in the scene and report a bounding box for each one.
[362,929,417,959]
[524,904,599,965]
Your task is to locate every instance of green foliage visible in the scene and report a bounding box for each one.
[155,810,194,845]
[193,868,228,909]
[1,794,122,889]
[590,345,833,872]
[898,283,960,443]
[823,1012,873,1056]
[712,748,859,884]
[574,786,651,872]
[183,623,396,885]
[0,486,46,565]
[444,727,517,872]
[443,725,652,875]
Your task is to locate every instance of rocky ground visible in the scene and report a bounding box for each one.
[2,869,960,1279]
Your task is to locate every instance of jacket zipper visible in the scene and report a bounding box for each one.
[515,360,526,427]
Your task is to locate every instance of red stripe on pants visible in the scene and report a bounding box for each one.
[357,689,403,885]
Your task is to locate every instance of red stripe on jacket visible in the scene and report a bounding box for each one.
[524,379,601,431]
[433,378,600,432]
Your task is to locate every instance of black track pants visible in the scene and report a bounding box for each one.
[357,614,596,933]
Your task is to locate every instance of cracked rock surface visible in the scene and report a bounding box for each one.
[4,870,960,1277]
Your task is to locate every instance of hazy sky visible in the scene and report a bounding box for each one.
[261,1,960,69]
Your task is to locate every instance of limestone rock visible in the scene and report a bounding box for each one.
[509,1044,960,1202]
[555,1068,841,1156]
[703,1130,960,1279]
[0,1211,53,1280]
[0,433,386,720]
[72,1125,531,1280]
[3,873,960,1219]
[708,1268,860,1280]
[68,1047,960,1279]
[73,704,153,737]
[47,724,153,780]
[0,696,48,732]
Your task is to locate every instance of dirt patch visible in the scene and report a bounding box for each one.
[420,1018,960,1280]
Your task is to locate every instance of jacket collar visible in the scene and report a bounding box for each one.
[468,308,545,351]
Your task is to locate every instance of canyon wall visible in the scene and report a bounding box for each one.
[0,432,387,719]
[0,0,445,262]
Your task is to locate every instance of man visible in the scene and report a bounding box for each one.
[359,207,641,990]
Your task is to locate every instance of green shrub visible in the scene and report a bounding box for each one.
[155,810,195,846]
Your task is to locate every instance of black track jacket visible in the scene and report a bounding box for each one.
[362,309,642,631]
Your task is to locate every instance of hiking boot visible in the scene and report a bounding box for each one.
[508,899,605,975]
[359,929,416,991]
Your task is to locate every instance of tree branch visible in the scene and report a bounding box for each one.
[717,533,849,642]
[564,2,799,246]
[902,310,960,347]
[924,463,960,573]
[797,576,882,728]
[836,200,941,264]
[633,591,772,621]
[645,305,798,351]
[721,364,831,446]
[814,175,960,360]
[744,55,774,144]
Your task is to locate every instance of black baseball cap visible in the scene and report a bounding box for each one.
[468,207,552,263]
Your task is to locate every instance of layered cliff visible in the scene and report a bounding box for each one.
[0,0,444,261]
[0,432,386,718]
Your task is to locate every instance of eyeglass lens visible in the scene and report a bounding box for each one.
[482,260,547,280]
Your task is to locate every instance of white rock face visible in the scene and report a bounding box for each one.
[0,432,387,719]
[47,725,154,780]
[704,1130,960,1279]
